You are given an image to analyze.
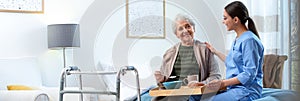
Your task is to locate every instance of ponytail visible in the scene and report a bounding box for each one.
[247,17,260,39]
[225,1,260,39]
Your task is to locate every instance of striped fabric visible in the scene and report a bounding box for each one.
[172,45,199,81]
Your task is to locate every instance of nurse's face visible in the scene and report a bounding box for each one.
[175,20,195,43]
[222,10,235,31]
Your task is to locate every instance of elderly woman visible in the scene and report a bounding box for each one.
[153,14,221,101]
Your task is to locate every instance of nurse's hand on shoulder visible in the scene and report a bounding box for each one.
[205,42,216,54]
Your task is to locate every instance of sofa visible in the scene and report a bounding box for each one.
[0,57,95,101]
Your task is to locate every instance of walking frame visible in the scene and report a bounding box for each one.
[59,66,141,101]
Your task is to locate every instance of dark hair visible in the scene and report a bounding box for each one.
[225,1,260,39]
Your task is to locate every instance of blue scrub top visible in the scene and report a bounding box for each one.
[225,31,264,98]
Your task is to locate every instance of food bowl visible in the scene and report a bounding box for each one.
[162,81,182,89]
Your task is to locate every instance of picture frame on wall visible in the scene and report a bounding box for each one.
[126,0,165,39]
[0,0,44,13]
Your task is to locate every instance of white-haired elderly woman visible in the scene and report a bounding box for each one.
[153,14,221,101]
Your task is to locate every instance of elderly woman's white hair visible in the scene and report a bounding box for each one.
[172,13,195,34]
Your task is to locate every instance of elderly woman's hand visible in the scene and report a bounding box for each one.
[188,81,205,87]
[154,71,165,83]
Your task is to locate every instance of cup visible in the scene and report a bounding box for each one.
[183,75,199,85]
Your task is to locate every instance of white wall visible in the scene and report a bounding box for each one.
[0,0,94,87]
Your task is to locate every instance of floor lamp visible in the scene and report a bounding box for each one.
[47,24,80,68]
[48,24,81,101]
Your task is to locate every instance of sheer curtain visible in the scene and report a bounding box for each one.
[290,0,300,92]
[225,0,286,54]
[225,0,291,89]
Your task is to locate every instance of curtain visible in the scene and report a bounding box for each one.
[225,0,283,54]
[290,0,300,92]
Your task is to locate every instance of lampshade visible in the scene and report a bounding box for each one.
[47,24,80,49]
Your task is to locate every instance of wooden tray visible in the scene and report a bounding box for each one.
[149,86,201,96]
[150,86,220,96]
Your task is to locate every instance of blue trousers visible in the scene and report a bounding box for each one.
[189,88,252,101]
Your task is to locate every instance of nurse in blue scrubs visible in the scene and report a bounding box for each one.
[189,1,264,101]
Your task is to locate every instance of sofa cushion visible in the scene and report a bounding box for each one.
[0,90,49,101]
[0,57,42,90]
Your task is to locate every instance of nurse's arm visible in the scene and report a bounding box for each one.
[205,42,226,62]
[222,77,240,88]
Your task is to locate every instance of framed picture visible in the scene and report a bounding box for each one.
[126,0,165,39]
[0,0,44,13]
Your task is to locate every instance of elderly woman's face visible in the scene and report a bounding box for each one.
[175,20,195,43]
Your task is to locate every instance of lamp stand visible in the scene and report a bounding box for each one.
[63,48,67,87]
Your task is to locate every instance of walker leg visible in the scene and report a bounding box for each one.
[59,71,66,101]
[79,73,83,101]
[116,66,141,101]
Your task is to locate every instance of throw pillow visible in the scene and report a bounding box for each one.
[7,85,38,90]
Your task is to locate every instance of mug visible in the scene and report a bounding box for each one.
[183,75,199,85]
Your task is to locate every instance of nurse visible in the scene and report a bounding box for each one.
[189,1,264,101]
